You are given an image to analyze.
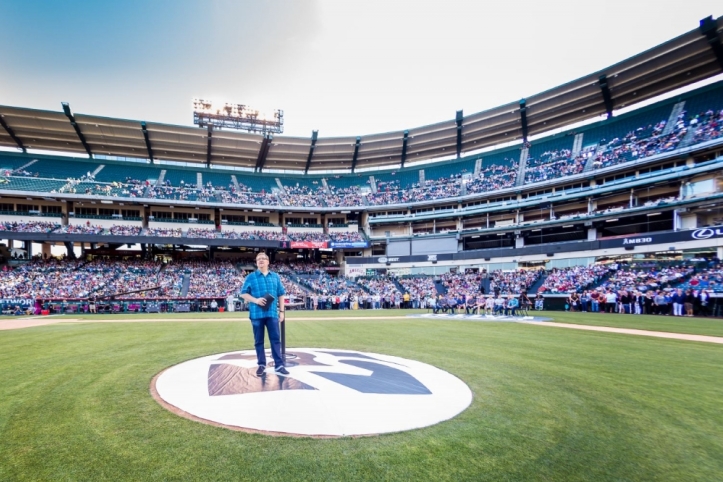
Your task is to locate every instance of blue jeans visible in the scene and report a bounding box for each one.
[250,317,283,368]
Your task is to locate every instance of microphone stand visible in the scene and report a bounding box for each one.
[279,303,298,366]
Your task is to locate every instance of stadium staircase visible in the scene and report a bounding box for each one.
[58,179,76,193]
[321,178,331,193]
[358,284,372,295]
[474,158,482,176]
[528,272,548,294]
[275,178,285,191]
[295,274,321,294]
[515,147,529,187]
[92,165,105,177]
[662,102,686,135]
[231,175,240,190]
[273,190,285,205]
[156,170,167,186]
[197,172,203,186]
[479,275,491,294]
[180,272,191,297]
[369,176,377,193]
[679,126,698,149]
[13,159,38,173]
[588,269,616,291]
[583,144,606,172]
[391,278,406,294]
[346,278,368,294]
[434,279,447,295]
[283,271,301,284]
[292,277,317,295]
[571,133,584,157]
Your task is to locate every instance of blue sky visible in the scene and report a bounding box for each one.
[1,0,722,138]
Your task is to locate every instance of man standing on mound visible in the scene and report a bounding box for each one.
[240,252,289,376]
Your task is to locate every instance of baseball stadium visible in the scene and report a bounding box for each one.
[1,4,723,481]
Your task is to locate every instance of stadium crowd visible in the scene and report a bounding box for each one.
[109,225,142,236]
[539,265,612,293]
[0,221,59,233]
[2,104,722,212]
[145,227,182,237]
[61,224,104,235]
[1,254,722,318]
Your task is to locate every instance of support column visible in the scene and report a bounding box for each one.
[681,182,691,199]
[587,228,597,241]
[41,243,52,259]
[63,201,72,226]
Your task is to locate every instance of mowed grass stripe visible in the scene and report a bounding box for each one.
[0,318,722,481]
[17,308,723,338]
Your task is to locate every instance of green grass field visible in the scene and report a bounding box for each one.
[1,311,722,481]
[45,308,723,338]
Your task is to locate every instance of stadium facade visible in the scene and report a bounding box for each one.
[0,16,722,274]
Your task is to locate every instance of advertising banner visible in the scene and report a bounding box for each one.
[599,226,723,249]
[329,241,369,249]
[0,298,34,306]
[345,267,366,278]
[290,241,328,249]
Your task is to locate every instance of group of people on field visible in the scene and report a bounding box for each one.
[565,288,713,316]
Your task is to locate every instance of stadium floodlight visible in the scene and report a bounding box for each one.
[192,98,284,134]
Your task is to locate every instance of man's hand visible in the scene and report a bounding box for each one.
[255,297,267,307]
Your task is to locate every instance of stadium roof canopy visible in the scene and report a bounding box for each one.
[1,16,722,173]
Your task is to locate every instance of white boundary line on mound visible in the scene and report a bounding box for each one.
[520,321,723,344]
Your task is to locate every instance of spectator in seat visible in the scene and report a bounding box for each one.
[465,295,477,315]
[505,295,519,316]
[482,295,494,315]
[494,294,506,314]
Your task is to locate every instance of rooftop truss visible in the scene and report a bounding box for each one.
[1,16,721,172]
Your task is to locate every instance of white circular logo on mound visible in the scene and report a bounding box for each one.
[154,348,472,436]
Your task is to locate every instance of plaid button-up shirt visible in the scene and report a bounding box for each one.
[241,270,286,319]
